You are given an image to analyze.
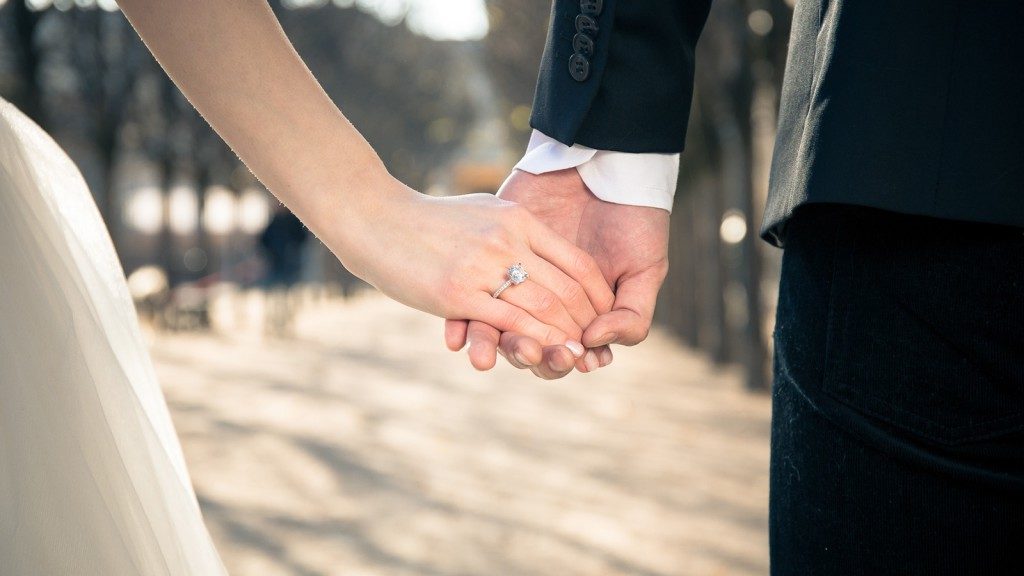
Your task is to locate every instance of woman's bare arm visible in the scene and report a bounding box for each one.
[116,0,614,360]
[118,0,382,227]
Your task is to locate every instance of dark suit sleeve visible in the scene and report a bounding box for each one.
[530,0,712,154]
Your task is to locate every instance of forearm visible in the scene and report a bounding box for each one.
[117,0,390,234]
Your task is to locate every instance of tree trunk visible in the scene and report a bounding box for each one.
[9,1,43,126]
[738,127,768,391]
[704,177,731,365]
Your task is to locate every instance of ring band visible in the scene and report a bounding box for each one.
[492,263,528,298]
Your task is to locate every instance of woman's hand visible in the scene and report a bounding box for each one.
[319,176,614,365]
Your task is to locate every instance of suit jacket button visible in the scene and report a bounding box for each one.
[572,32,595,57]
[580,0,603,16]
[575,14,599,35]
[569,53,590,81]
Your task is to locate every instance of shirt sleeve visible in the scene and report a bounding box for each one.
[514,130,680,213]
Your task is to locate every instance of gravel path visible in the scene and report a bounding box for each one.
[153,293,771,576]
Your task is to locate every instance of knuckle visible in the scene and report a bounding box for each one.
[570,250,590,275]
[503,307,527,332]
[438,275,468,310]
[572,250,599,280]
[507,207,536,235]
[504,203,529,223]
[561,282,584,306]
[632,324,652,345]
[482,226,512,252]
[535,292,558,315]
[655,259,670,281]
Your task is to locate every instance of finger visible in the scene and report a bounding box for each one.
[471,295,585,357]
[522,255,599,330]
[466,321,500,371]
[496,278,582,342]
[574,344,613,373]
[527,220,615,314]
[583,264,667,347]
[444,319,469,351]
[492,330,576,379]
[497,330,543,368]
[497,333,586,379]
[533,345,577,379]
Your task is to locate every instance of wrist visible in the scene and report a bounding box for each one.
[308,168,418,283]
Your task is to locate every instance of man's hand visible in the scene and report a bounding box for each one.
[445,168,670,379]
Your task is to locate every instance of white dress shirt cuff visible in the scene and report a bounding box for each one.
[514,130,680,213]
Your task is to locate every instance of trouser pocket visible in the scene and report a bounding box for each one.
[822,209,1024,446]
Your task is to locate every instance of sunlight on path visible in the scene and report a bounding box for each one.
[153,293,770,576]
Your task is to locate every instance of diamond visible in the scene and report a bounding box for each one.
[508,263,528,284]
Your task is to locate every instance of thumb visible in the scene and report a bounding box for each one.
[582,263,666,347]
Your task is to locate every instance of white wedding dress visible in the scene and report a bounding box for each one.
[0,99,227,574]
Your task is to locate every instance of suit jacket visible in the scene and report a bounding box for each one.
[531,0,1024,246]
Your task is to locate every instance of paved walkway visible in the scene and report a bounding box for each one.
[152,293,771,576]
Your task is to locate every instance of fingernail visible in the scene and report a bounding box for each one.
[564,340,585,358]
[549,353,572,372]
[513,351,531,367]
[583,350,600,372]
[592,332,617,347]
[598,347,613,367]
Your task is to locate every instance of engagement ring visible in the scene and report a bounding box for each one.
[492,263,528,298]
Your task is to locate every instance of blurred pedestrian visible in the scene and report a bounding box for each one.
[258,204,310,336]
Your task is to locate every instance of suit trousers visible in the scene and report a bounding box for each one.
[769,204,1024,575]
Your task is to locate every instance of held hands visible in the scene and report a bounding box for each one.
[444,168,670,379]
[324,175,614,356]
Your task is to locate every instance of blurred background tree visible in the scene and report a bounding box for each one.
[0,0,793,390]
